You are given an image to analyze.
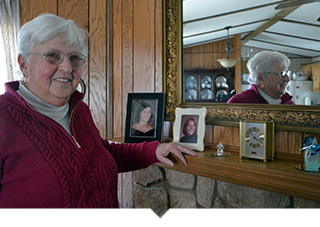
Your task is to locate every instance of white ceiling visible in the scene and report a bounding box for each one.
[183,0,320,58]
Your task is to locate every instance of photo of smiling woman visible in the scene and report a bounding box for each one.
[179,116,198,143]
[130,99,156,137]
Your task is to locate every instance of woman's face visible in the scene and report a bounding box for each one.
[261,61,290,99]
[185,120,196,136]
[140,107,152,123]
[19,36,83,106]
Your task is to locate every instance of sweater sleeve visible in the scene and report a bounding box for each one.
[102,139,159,173]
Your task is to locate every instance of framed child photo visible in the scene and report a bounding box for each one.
[124,93,165,143]
[173,107,207,151]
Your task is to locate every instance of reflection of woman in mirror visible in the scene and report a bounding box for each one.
[131,100,155,137]
[180,117,197,143]
[227,51,295,105]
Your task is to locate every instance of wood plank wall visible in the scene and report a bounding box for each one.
[113,0,162,139]
[184,34,241,94]
[112,0,162,208]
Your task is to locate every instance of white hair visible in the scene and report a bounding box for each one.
[247,50,290,84]
[18,13,88,57]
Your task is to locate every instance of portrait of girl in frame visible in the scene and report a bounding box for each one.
[173,107,206,151]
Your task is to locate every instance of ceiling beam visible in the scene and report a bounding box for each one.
[264,30,320,43]
[183,1,284,24]
[241,6,300,46]
[251,38,320,53]
[184,19,267,39]
[275,0,319,10]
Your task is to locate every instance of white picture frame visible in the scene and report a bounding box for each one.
[173,107,207,151]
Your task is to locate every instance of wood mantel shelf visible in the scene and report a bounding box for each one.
[110,138,320,202]
[156,147,320,202]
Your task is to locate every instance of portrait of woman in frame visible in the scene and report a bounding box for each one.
[124,93,164,143]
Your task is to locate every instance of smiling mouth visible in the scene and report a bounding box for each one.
[54,78,71,82]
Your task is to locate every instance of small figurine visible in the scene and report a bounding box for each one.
[217,142,224,156]
[301,133,312,150]
[301,134,320,171]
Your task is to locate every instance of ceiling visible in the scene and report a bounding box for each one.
[183,0,320,58]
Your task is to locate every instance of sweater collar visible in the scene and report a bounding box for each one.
[251,84,293,104]
[4,81,84,111]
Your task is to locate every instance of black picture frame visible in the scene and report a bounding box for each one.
[124,93,165,143]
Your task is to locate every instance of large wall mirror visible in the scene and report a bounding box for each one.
[163,0,320,133]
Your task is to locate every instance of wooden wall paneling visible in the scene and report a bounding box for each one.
[203,43,213,69]
[217,39,224,70]
[212,41,218,69]
[133,0,155,92]
[234,34,241,94]
[154,0,163,92]
[106,0,113,139]
[58,0,89,104]
[198,45,204,69]
[119,0,134,209]
[183,48,191,70]
[58,0,89,31]
[213,126,240,148]
[274,131,303,156]
[19,0,57,26]
[88,0,107,138]
[190,45,200,69]
[113,0,123,138]
[113,0,123,208]
[121,0,134,135]
[204,125,213,144]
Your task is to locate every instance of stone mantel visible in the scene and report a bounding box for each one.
[156,147,320,202]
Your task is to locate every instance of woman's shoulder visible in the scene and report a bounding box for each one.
[227,87,258,103]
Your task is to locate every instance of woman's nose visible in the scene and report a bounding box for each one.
[283,74,290,82]
[58,57,73,73]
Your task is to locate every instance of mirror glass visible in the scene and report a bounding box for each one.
[182,0,320,105]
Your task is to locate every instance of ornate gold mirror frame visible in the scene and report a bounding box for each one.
[163,0,320,133]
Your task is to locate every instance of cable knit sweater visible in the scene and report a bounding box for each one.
[0,81,159,208]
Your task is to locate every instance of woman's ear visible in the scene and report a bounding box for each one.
[18,54,29,77]
[257,73,265,88]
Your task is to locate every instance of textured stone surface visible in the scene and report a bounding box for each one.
[165,169,194,189]
[294,198,320,208]
[132,170,315,211]
[132,183,169,217]
[196,176,215,208]
[132,165,163,186]
[169,189,196,208]
[213,181,290,208]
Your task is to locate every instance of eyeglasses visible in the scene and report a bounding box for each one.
[26,50,86,68]
[266,71,292,78]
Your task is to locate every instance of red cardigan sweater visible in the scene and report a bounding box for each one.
[0,81,159,208]
[227,84,295,104]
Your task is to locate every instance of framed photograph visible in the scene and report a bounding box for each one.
[124,93,165,143]
[173,107,207,151]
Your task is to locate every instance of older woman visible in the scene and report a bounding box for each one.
[227,50,295,104]
[0,13,196,208]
